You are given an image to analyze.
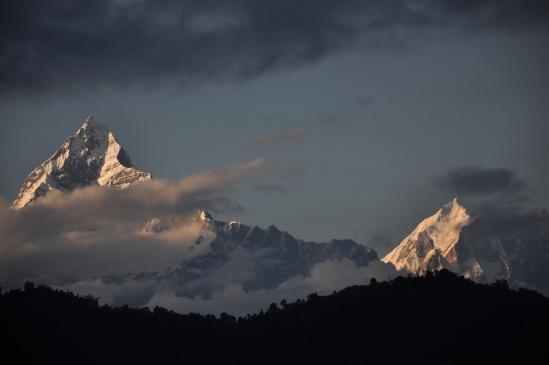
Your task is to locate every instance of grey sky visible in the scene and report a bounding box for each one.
[1,1,548,255]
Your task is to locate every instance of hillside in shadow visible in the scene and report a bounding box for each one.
[1,270,548,364]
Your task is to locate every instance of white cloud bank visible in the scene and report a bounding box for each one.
[67,257,398,316]
[0,159,265,286]
[145,258,397,315]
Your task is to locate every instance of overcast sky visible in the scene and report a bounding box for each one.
[1,0,548,254]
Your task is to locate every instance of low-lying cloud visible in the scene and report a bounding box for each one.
[147,258,398,315]
[0,159,265,286]
[70,258,398,316]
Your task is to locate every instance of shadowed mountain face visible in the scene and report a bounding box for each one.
[101,210,385,306]
[383,198,549,292]
[11,116,151,209]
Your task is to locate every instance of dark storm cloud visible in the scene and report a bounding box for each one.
[465,198,549,237]
[436,166,547,237]
[438,166,527,196]
[1,0,548,95]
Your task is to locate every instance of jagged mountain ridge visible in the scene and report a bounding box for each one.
[382,198,549,291]
[11,116,151,209]
[12,118,391,306]
[103,209,384,306]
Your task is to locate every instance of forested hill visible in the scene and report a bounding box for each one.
[1,271,548,365]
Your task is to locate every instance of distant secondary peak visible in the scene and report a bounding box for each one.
[197,209,214,222]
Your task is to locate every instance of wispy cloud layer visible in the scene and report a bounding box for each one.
[0,159,265,286]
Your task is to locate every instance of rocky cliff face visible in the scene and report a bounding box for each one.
[103,208,387,305]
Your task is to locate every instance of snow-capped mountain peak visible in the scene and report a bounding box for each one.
[382,198,472,273]
[11,117,151,209]
[382,198,549,290]
[197,209,214,222]
[411,197,471,254]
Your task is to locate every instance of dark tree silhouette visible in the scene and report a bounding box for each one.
[1,270,548,365]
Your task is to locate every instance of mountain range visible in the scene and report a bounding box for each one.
[9,117,549,305]
[10,118,394,307]
[101,207,388,307]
